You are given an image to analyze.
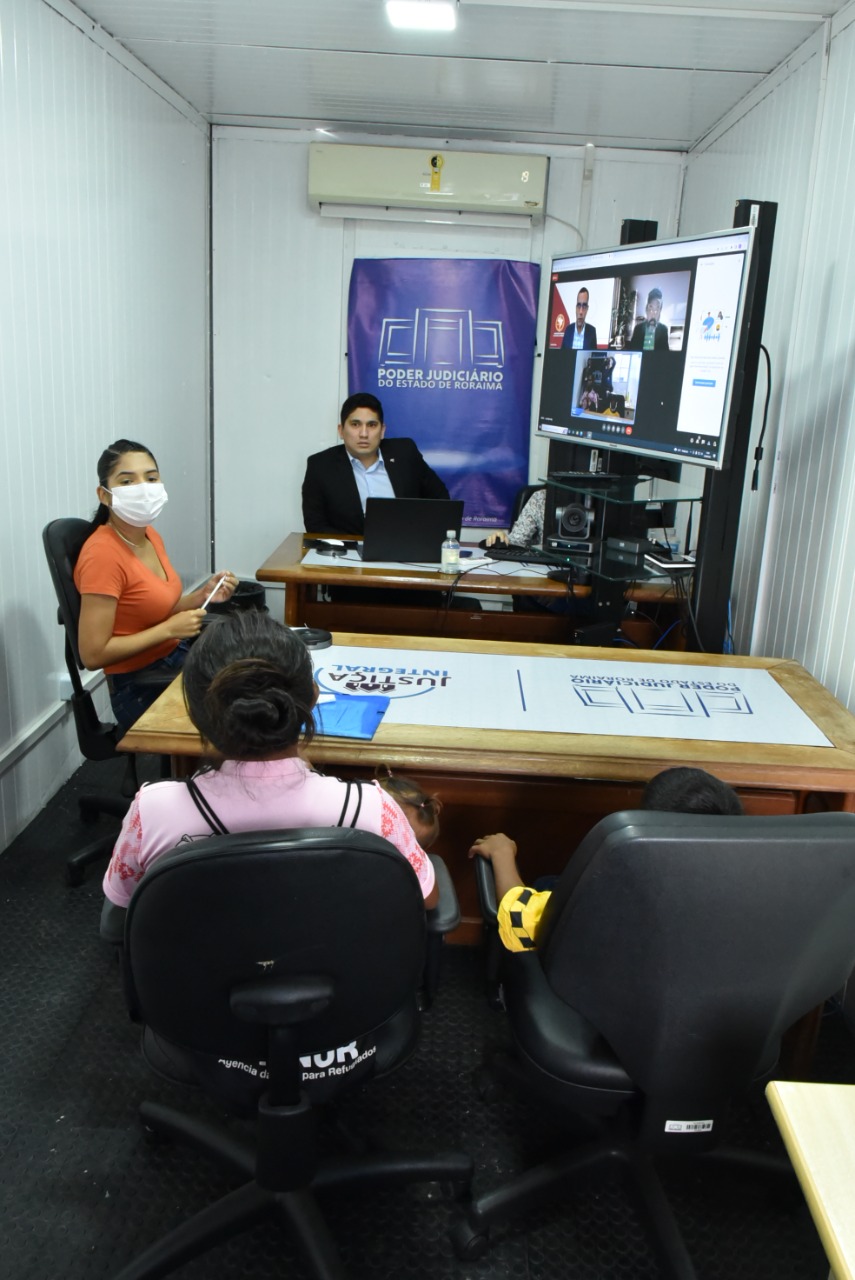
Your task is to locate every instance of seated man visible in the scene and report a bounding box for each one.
[470,767,744,952]
[302,392,449,534]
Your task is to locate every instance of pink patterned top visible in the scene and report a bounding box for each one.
[103,757,434,907]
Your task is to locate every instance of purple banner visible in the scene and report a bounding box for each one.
[347,258,540,527]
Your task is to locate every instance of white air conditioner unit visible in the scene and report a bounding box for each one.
[308,143,548,224]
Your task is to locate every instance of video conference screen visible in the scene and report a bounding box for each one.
[537,227,756,471]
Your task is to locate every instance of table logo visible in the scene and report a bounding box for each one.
[316,663,450,700]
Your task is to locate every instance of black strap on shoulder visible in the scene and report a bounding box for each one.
[186,773,361,835]
[348,779,363,827]
[336,781,352,829]
[185,776,229,835]
[335,779,364,828]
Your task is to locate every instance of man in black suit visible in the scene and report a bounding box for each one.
[630,287,670,351]
[302,392,449,534]
[562,287,598,350]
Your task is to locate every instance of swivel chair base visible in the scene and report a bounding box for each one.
[451,1127,796,1279]
[116,1100,472,1280]
[67,829,125,887]
[66,755,139,885]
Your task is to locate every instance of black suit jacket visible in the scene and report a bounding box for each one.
[562,322,597,351]
[630,321,669,351]
[302,437,450,534]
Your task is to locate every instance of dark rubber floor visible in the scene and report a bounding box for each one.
[1,756,852,1279]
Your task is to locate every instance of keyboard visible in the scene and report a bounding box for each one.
[550,471,634,487]
[485,544,581,566]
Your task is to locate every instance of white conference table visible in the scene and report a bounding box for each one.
[119,632,855,955]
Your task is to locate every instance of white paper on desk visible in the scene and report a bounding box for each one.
[300,549,550,579]
[302,549,363,565]
[457,559,552,578]
[302,549,444,571]
[312,646,832,748]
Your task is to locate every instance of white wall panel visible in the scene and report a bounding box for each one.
[211,131,347,579]
[211,129,541,573]
[754,9,855,709]
[586,150,683,250]
[0,0,209,849]
[680,33,825,656]
[681,8,855,721]
[212,130,684,571]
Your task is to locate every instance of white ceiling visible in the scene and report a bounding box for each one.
[71,0,842,150]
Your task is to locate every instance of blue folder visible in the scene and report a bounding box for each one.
[314,695,390,741]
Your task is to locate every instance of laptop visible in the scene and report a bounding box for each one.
[360,497,464,563]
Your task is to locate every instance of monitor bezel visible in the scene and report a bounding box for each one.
[535,225,758,473]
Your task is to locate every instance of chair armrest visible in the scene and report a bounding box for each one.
[473,854,499,926]
[100,898,127,946]
[426,853,460,936]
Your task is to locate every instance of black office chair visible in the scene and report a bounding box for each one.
[42,518,143,885]
[506,484,547,615]
[454,810,855,1277]
[509,482,545,531]
[116,827,473,1280]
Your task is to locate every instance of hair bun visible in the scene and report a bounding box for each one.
[182,613,316,759]
[227,693,287,729]
[210,685,299,754]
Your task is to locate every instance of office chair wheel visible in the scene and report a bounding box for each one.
[449,1216,490,1260]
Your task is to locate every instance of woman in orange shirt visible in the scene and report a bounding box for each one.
[75,439,237,733]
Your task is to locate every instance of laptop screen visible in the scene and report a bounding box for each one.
[361,498,465,563]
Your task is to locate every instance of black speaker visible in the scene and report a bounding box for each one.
[620,218,658,245]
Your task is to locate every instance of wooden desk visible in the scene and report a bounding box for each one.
[256,532,592,644]
[120,634,855,946]
[766,1081,855,1280]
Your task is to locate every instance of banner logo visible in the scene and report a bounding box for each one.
[377,307,505,390]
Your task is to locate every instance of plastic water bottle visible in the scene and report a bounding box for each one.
[440,529,460,573]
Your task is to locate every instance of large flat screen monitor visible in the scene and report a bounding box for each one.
[537,227,756,470]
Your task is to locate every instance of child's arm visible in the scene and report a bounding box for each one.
[470,833,552,952]
[468,833,523,901]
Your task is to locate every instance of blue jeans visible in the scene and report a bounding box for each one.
[109,641,190,735]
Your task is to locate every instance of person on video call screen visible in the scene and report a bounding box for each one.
[630,287,669,351]
[562,287,598,351]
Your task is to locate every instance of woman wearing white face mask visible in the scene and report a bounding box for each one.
[75,439,237,733]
